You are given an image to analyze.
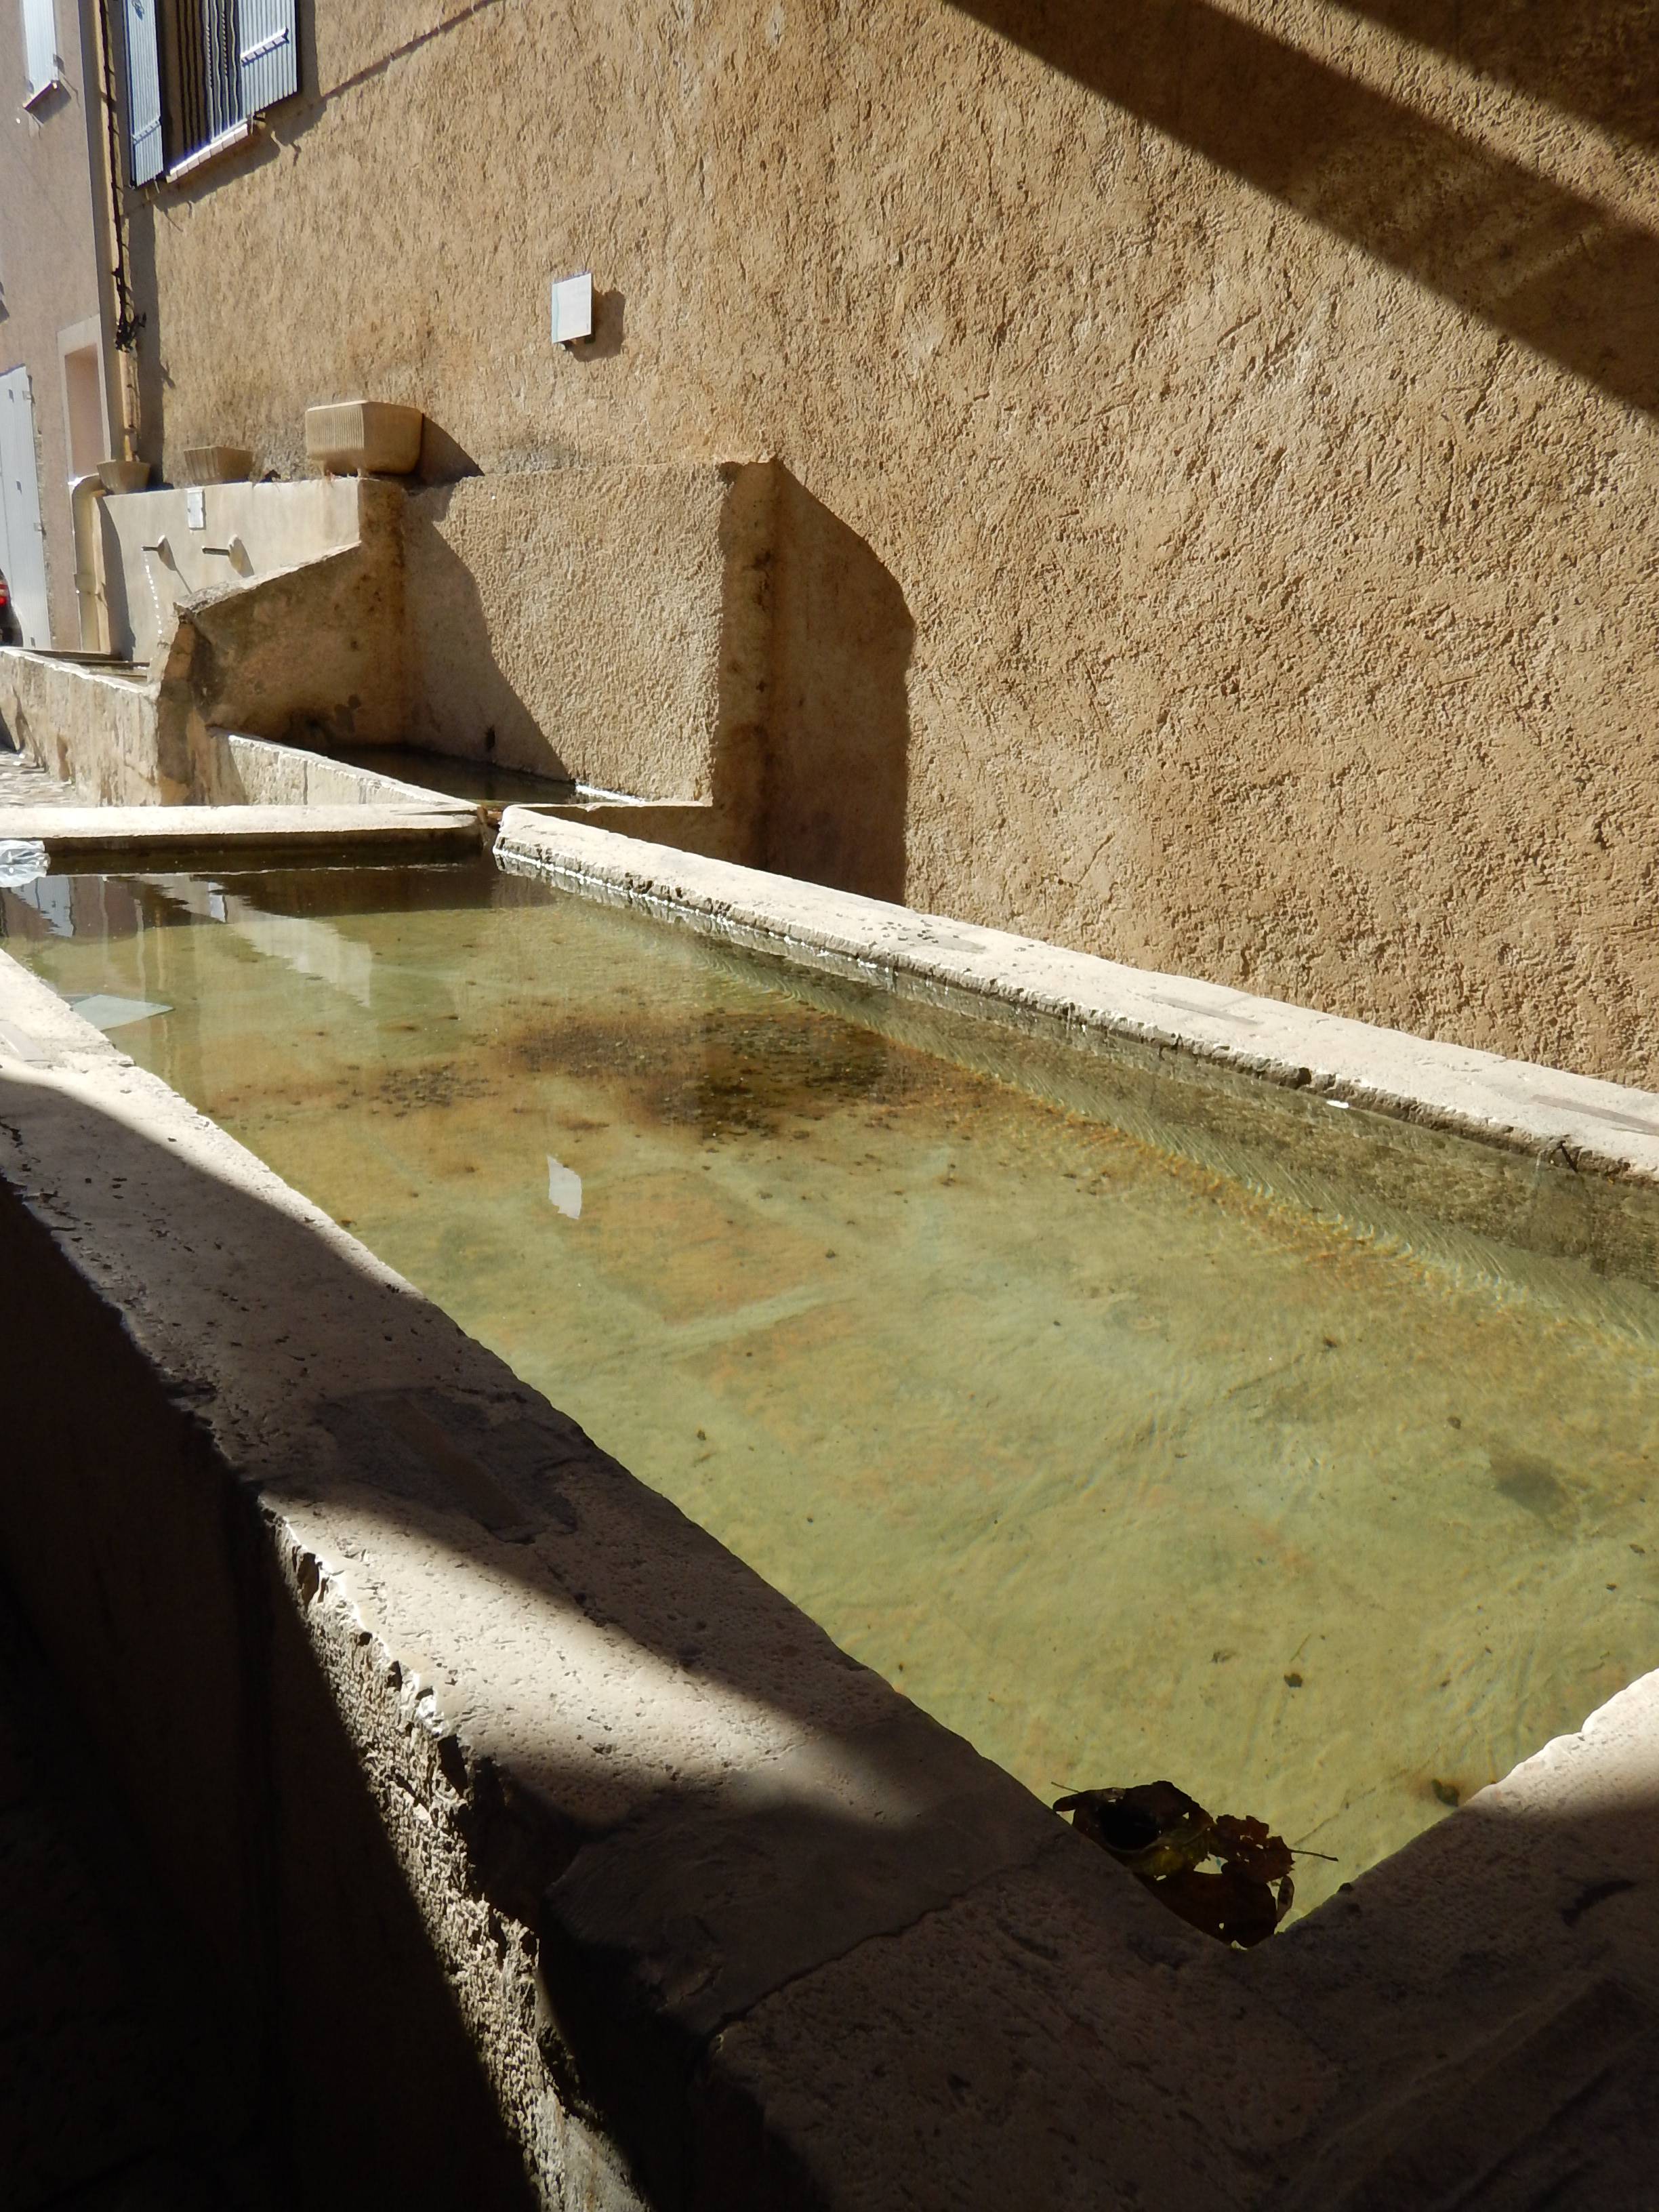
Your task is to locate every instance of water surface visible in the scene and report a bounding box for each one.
[5,860,1656,1915]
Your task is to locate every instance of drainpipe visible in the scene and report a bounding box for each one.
[92,0,146,462]
[69,474,110,651]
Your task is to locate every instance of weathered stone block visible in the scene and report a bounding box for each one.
[305,400,426,477]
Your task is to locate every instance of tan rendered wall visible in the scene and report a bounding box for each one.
[125,2,1659,1082]
[403,464,735,798]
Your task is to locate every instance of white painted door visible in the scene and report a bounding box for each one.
[0,367,51,647]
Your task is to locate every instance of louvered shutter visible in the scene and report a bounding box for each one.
[238,0,298,117]
[122,0,164,184]
[21,0,58,102]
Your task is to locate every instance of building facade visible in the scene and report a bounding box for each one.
[31,1,1659,1085]
[0,0,125,647]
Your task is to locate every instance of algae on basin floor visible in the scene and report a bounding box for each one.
[5,861,1658,1918]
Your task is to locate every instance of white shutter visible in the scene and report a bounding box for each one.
[239,0,298,117]
[0,368,51,650]
[20,0,58,103]
[122,0,164,185]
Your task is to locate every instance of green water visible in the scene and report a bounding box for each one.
[5,859,1658,1916]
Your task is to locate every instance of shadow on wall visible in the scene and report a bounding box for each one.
[950,0,1659,414]
[416,417,483,487]
[122,195,166,480]
[401,480,569,777]
[1339,0,1659,150]
[762,468,914,905]
[402,458,912,900]
[569,289,627,363]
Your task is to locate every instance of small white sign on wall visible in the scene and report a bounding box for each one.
[185,486,206,529]
[551,272,594,347]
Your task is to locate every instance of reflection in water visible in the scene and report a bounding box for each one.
[546,1155,583,1219]
[66,992,171,1031]
[224,903,373,1008]
[7,872,75,935]
[4,859,1659,1919]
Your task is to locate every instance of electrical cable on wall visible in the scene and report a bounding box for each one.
[94,0,146,356]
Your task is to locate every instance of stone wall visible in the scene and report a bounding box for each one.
[99,475,370,665]
[121,1,1659,1078]
[0,651,163,802]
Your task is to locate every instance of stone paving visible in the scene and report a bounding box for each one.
[0,743,81,808]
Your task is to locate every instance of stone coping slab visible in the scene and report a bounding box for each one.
[1,803,483,868]
[495,810,1659,1189]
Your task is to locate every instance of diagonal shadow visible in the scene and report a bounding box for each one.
[950,0,1659,413]
[1338,0,1659,154]
[1253,1769,1659,2205]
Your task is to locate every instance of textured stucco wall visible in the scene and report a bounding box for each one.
[122,0,1659,1080]
[403,463,738,795]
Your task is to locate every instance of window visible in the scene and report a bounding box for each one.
[21,0,58,105]
[122,0,298,187]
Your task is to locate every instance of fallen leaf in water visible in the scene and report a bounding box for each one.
[1056,1783,1298,1947]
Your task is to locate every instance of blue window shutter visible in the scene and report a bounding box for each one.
[238,0,298,117]
[122,0,163,184]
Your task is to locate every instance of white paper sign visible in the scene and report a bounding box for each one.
[551,272,594,346]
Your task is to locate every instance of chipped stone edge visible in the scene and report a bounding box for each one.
[495,811,1659,1188]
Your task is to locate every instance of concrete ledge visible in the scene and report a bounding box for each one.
[495,811,1659,1191]
[204,729,483,813]
[0,646,165,804]
[3,804,483,868]
[513,799,737,860]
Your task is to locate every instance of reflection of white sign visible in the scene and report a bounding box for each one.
[68,993,171,1031]
[547,1155,582,1218]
